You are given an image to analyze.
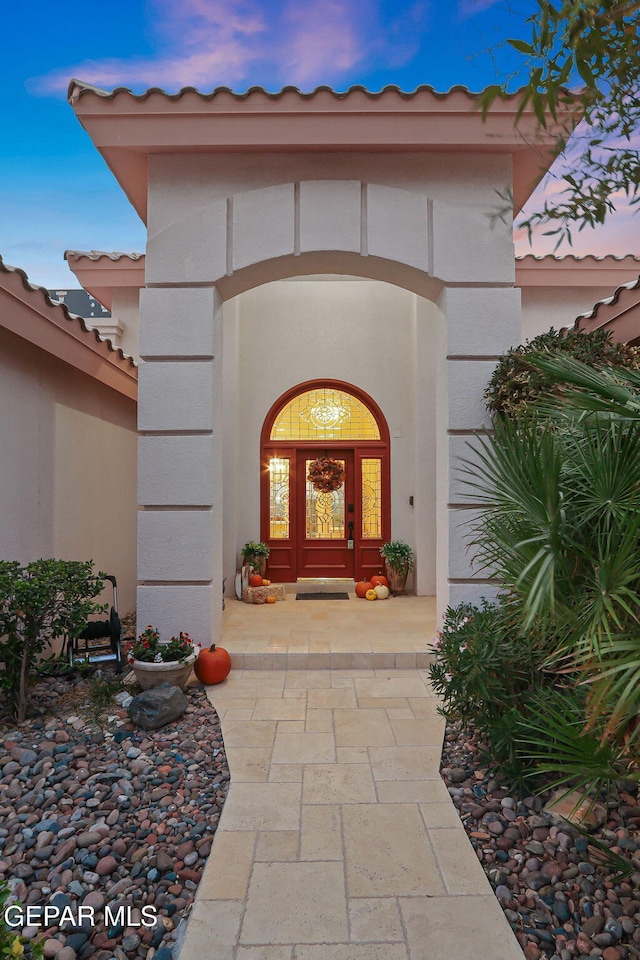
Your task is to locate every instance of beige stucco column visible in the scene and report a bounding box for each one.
[436,286,521,614]
[136,286,224,645]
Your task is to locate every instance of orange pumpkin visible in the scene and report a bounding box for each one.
[249,574,263,587]
[355,580,373,598]
[370,575,389,588]
[262,579,272,586]
[194,644,231,685]
[365,588,378,601]
[266,595,277,604]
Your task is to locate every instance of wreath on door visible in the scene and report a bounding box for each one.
[307,456,345,493]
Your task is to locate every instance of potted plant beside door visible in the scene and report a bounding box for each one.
[241,541,270,577]
[380,540,414,595]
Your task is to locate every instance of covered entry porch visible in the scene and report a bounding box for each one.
[222,592,437,670]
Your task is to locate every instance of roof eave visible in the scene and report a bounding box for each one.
[0,258,137,400]
[69,80,574,225]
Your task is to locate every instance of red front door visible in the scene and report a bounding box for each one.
[296,449,355,578]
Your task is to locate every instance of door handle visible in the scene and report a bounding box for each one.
[348,520,354,550]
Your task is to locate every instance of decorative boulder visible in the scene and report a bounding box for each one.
[128,682,188,730]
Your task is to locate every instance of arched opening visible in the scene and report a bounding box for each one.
[260,380,391,582]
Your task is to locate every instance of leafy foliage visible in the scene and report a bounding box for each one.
[479,0,640,245]
[380,540,414,573]
[484,327,640,417]
[438,349,640,797]
[127,625,195,663]
[470,355,640,751]
[0,559,105,723]
[429,600,554,784]
[241,541,270,570]
[516,685,636,796]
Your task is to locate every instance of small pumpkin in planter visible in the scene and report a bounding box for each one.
[365,588,378,601]
[371,575,389,588]
[374,584,390,600]
[355,580,373,598]
[194,643,232,685]
[249,574,264,587]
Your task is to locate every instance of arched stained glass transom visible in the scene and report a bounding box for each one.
[270,387,381,442]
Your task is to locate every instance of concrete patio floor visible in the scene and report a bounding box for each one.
[221,593,438,670]
[178,596,523,959]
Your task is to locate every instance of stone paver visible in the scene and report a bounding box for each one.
[179,656,524,960]
[221,594,438,669]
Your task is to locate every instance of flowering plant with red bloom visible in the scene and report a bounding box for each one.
[127,625,196,664]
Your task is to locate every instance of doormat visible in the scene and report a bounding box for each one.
[296,592,350,601]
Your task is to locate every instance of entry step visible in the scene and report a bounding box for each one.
[286,580,356,595]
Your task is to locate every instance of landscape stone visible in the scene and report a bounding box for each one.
[127,684,188,730]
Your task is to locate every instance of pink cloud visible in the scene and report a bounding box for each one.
[33,0,269,93]
[31,0,400,95]
[279,0,364,85]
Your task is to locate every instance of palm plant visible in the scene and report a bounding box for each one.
[464,352,640,781]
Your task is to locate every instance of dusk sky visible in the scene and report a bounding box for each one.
[2,0,637,289]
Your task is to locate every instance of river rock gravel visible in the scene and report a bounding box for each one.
[441,720,640,960]
[0,674,229,960]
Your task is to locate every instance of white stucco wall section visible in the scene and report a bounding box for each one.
[141,159,519,638]
[137,286,223,642]
[146,176,513,294]
[439,287,521,610]
[110,288,141,359]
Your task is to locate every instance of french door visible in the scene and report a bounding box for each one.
[262,445,389,582]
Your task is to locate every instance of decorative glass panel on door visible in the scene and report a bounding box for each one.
[361,458,382,539]
[268,457,290,539]
[271,389,380,441]
[305,459,345,539]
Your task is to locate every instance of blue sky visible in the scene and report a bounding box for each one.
[2,0,636,288]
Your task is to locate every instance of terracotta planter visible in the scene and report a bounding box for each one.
[243,557,267,577]
[385,562,408,596]
[132,653,197,691]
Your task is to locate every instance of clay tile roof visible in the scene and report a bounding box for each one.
[64,250,144,262]
[68,80,525,103]
[0,255,136,368]
[516,254,640,264]
[576,274,640,324]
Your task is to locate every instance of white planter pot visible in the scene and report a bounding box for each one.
[132,652,197,691]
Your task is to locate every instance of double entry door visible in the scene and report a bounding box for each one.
[263,446,388,582]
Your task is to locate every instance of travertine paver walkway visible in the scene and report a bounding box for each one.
[180,664,524,960]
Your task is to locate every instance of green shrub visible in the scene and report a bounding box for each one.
[466,401,640,748]
[241,541,269,570]
[484,327,640,417]
[0,559,105,722]
[380,540,414,574]
[429,600,556,783]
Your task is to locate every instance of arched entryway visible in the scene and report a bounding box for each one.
[260,380,391,582]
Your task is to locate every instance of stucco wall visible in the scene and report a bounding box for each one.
[222,278,438,593]
[147,151,512,240]
[0,327,137,613]
[111,287,141,359]
[521,287,616,342]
